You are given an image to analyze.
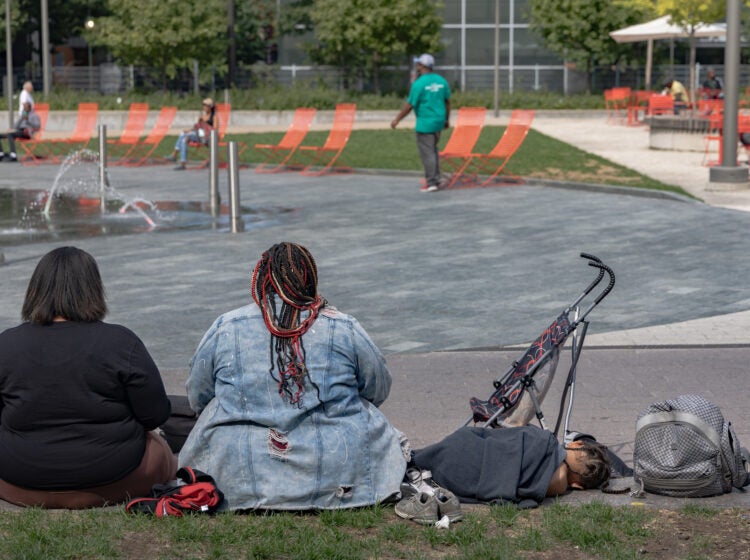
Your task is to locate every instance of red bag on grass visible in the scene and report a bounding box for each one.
[125,466,224,517]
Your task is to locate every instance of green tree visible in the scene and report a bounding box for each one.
[235,0,278,66]
[655,0,725,102]
[91,0,226,89]
[0,0,28,48]
[308,0,443,93]
[529,0,655,93]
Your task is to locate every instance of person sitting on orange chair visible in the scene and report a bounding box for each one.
[167,98,216,170]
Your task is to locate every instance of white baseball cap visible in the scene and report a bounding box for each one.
[416,54,435,69]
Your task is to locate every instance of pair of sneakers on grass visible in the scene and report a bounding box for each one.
[395,468,463,525]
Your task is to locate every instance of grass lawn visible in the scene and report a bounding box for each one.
[0,501,745,559]
[97,126,688,198]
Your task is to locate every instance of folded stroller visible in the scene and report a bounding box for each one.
[465,253,615,441]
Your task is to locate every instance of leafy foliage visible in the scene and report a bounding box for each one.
[308,0,443,93]
[0,0,29,47]
[655,0,725,100]
[529,0,656,93]
[234,0,278,66]
[91,0,227,88]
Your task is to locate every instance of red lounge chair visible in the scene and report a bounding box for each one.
[444,109,535,189]
[38,102,99,163]
[439,107,486,180]
[296,103,356,176]
[254,108,317,173]
[18,103,50,166]
[188,103,246,168]
[108,103,149,159]
[119,106,177,167]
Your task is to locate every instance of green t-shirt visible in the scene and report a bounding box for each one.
[407,72,451,134]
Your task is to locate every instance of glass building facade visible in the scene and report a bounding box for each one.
[277,0,568,92]
[438,0,564,91]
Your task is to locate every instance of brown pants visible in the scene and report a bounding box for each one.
[0,432,178,509]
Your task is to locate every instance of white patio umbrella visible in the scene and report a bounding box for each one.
[610,15,726,91]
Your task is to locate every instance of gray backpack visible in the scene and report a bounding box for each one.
[633,395,750,497]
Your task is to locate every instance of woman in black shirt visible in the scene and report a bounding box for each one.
[0,247,176,508]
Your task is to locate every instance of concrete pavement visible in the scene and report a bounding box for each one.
[1,111,750,509]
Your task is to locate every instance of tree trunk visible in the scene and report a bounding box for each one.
[586,58,592,95]
[689,32,696,106]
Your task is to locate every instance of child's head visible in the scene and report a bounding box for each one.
[563,440,611,490]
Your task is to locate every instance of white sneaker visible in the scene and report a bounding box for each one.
[421,184,439,193]
[401,468,438,497]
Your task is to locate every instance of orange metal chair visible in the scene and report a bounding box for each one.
[705,113,750,167]
[444,109,535,189]
[38,102,99,162]
[648,94,674,116]
[18,102,50,165]
[702,110,724,167]
[627,91,653,126]
[439,107,487,179]
[697,99,723,116]
[118,106,177,166]
[604,87,631,124]
[108,103,149,156]
[254,108,317,173]
[297,103,356,176]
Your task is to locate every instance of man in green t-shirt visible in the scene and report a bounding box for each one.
[391,54,451,192]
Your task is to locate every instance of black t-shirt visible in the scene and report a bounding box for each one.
[0,321,171,490]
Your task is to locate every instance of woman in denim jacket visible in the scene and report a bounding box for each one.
[179,242,406,511]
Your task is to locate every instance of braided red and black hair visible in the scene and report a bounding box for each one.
[251,242,325,405]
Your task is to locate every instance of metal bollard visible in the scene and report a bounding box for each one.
[208,129,220,218]
[227,142,245,233]
[98,124,108,213]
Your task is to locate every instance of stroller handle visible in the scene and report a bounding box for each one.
[576,254,616,322]
[568,254,605,311]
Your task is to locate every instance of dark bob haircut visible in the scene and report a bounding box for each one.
[22,246,108,324]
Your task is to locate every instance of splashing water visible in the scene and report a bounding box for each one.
[118,198,157,229]
[43,149,114,217]
[1,148,293,246]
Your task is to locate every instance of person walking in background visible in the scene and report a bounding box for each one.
[166,98,216,170]
[18,82,34,116]
[0,101,41,162]
[391,54,451,192]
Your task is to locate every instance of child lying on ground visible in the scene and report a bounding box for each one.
[412,424,610,508]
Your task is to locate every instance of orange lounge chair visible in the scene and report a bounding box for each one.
[108,103,149,157]
[118,106,177,167]
[439,107,486,180]
[187,103,247,168]
[444,109,535,189]
[254,108,317,173]
[38,102,99,163]
[18,103,50,165]
[296,103,356,176]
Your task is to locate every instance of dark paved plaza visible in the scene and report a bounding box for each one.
[1,144,749,508]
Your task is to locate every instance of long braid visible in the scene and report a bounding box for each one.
[251,243,325,405]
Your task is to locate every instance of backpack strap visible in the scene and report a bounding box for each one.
[636,410,721,449]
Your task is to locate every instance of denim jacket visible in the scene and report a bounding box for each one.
[178,303,406,511]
